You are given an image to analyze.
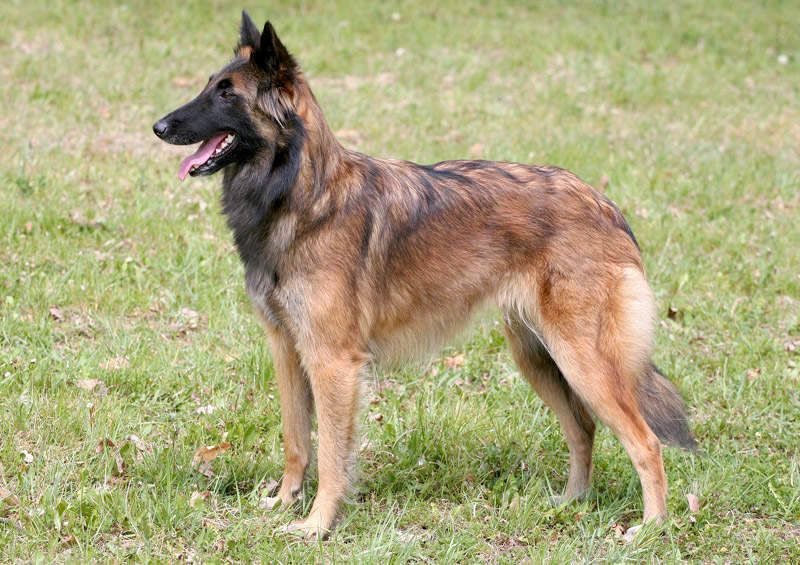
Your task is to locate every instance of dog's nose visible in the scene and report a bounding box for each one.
[153,119,169,138]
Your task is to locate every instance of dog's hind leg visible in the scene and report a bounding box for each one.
[504,314,595,504]
[538,267,668,535]
[555,346,667,531]
[264,324,314,508]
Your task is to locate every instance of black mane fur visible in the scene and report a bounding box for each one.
[222,112,305,271]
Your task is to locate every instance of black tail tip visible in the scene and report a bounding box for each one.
[640,365,698,451]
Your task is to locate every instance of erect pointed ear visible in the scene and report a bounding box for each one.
[238,10,261,52]
[254,21,297,76]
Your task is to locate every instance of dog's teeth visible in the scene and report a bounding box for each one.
[211,134,233,158]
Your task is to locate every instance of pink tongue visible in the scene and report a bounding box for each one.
[178,133,228,181]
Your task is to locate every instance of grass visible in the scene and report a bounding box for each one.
[1,0,799,561]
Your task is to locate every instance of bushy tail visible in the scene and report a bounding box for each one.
[638,364,697,450]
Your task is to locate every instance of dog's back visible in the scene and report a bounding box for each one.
[153,12,695,539]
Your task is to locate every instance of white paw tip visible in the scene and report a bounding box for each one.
[259,495,282,510]
[622,524,642,543]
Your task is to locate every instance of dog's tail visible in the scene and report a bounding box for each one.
[638,363,697,450]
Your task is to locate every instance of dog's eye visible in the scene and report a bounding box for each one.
[217,79,234,100]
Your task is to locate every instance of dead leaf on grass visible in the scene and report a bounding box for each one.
[125,434,152,454]
[100,356,130,371]
[76,378,101,391]
[0,486,20,506]
[112,455,126,476]
[189,490,212,508]
[171,307,204,335]
[203,517,229,530]
[359,439,373,454]
[49,306,64,321]
[95,438,116,453]
[181,307,200,327]
[197,462,214,478]
[445,353,465,368]
[192,442,232,464]
[730,296,744,317]
[686,492,701,513]
[76,378,108,395]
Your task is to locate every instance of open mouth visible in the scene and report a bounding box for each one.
[178,133,236,180]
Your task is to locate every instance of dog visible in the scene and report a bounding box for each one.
[153,11,696,539]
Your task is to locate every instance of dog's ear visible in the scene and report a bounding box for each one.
[254,21,297,78]
[238,10,261,52]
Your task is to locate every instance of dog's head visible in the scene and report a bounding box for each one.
[153,11,299,180]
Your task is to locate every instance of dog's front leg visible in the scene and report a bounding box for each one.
[263,325,313,508]
[285,348,365,538]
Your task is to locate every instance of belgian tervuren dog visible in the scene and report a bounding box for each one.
[153,11,695,539]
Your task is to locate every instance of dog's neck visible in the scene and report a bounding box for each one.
[220,75,351,280]
[293,78,346,196]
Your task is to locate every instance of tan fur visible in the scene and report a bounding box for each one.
[252,140,672,535]
[162,19,694,538]
[236,45,254,59]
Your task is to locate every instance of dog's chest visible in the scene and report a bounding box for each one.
[245,267,282,327]
[231,209,299,329]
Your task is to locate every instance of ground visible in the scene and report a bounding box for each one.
[1,1,798,562]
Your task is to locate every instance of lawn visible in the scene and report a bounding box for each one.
[1,0,798,562]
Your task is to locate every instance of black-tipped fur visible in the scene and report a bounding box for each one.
[239,11,298,85]
[638,364,697,450]
[154,13,697,535]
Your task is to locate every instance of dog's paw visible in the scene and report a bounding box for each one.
[259,495,283,510]
[281,512,330,539]
[622,524,642,543]
[260,486,301,511]
[549,492,586,507]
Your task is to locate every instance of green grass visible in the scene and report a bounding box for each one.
[1,0,799,561]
